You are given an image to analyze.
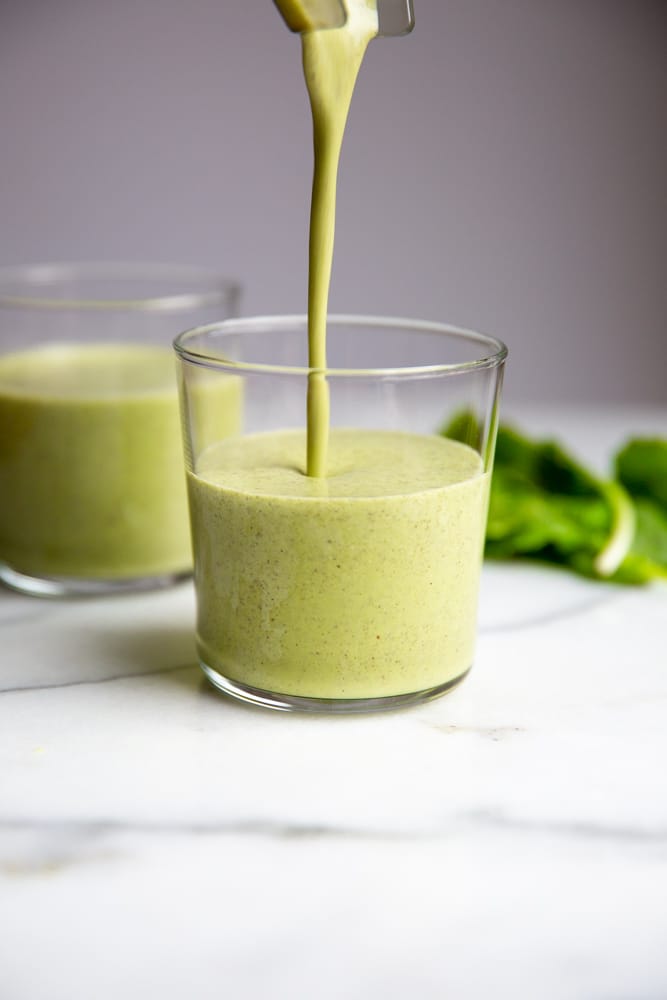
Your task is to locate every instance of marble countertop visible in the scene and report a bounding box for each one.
[1,407,666,1000]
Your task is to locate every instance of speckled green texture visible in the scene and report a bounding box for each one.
[0,343,240,580]
[188,429,489,699]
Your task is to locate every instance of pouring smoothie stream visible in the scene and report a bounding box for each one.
[298,0,380,477]
[278,0,413,476]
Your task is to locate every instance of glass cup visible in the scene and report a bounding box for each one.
[0,263,240,597]
[175,315,507,713]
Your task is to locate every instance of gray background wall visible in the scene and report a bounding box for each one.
[1,0,665,404]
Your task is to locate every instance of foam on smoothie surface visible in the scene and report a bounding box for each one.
[197,429,482,498]
[0,343,177,398]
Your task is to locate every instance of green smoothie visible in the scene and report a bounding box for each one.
[180,2,492,705]
[188,429,489,700]
[0,342,239,581]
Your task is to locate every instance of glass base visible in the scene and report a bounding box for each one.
[0,563,191,598]
[200,661,471,714]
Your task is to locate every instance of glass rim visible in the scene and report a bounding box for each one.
[0,262,240,313]
[174,314,508,378]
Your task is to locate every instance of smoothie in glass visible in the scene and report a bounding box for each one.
[0,343,240,582]
[188,428,489,700]
[176,0,505,710]
[0,262,240,595]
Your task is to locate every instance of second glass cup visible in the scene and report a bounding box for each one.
[0,263,240,596]
[176,315,507,713]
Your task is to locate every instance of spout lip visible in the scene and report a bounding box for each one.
[377,0,415,37]
[274,0,415,37]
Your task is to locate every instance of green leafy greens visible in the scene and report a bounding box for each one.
[442,417,667,585]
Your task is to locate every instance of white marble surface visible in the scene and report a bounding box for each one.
[1,407,666,1000]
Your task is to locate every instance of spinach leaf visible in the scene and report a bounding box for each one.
[615,439,667,509]
[611,500,667,584]
[442,414,667,585]
[494,425,602,497]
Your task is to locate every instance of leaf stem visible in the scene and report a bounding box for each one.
[594,480,636,577]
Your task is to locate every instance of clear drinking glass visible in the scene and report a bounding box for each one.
[175,315,507,713]
[0,263,240,597]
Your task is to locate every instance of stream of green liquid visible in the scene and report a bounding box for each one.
[301,2,378,476]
